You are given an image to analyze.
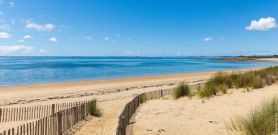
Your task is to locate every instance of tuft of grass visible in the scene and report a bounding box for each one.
[89,100,102,117]
[230,97,278,135]
[172,83,191,99]
[198,82,217,98]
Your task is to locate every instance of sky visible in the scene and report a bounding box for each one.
[0,0,277,56]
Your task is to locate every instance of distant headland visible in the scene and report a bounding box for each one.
[218,55,278,62]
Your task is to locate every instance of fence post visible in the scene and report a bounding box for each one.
[57,112,62,135]
[0,108,2,122]
[275,112,278,135]
[52,104,55,115]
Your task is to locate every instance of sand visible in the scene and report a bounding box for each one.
[128,84,278,135]
[256,58,278,62]
[0,67,265,134]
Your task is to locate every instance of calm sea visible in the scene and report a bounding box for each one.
[0,56,277,86]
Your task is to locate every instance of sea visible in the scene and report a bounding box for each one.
[0,56,277,86]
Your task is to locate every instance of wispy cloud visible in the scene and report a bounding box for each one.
[39,49,47,54]
[115,34,120,38]
[49,37,57,43]
[203,37,214,42]
[0,45,33,54]
[25,21,55,31]
[18,35,33,43]
[0,19,11,31]
[23,35,32,39]
[83,36,92,41]
[0,31,10,39]
[245,17,277,31]
[9,1,14,8]
[104,36,110,41]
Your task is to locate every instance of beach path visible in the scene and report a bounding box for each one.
[127,84,278,135]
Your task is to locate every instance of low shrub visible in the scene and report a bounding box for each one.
[172,83,191,99]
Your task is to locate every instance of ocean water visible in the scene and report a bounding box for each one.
[0,56,277,86]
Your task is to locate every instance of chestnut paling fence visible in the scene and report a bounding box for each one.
[116,83,202,135]
[116,88,173,135]
[0,102,87,122]
[0,100,96,135]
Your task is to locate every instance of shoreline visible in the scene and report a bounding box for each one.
[0,67,266,92]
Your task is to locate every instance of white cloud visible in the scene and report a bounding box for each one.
[125,51,141,56]
[49,37,57,43]
[245,17,277,31]
[9,1,14,8]
[0,31,10,39]
[25,21,55,31]
[23,35,32,39]
[203,37,213,42]
[0,45,34,55]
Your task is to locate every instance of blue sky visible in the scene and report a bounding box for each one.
[0,0,277,56]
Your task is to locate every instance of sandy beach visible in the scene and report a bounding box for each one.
[0,70,215,134]
[256,58,278,62]
[0,67,272,134]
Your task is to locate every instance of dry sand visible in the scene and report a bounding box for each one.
[128,84,278,135]
[0,67,266,134]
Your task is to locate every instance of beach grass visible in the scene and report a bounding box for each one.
[89,100,102,117]
[172,83,191,99]
[229,97,278,135]
[198,66,278,98]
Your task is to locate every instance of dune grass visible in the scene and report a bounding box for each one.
[89,100,102,117]
[198,66,278,98]
[229,97,278,135]
[172,83,191,99]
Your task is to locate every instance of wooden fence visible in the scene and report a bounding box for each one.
[116,88,173,135]
[0,101,86,122]
[116,83,202,135]
[0,100,96,135]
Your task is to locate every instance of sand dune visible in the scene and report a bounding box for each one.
[128,84,278,135]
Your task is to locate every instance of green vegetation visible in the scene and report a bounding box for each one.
[198,66,278,98]
[172,83,191,99]
[229,97,278,135]
[89,100,102,117]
